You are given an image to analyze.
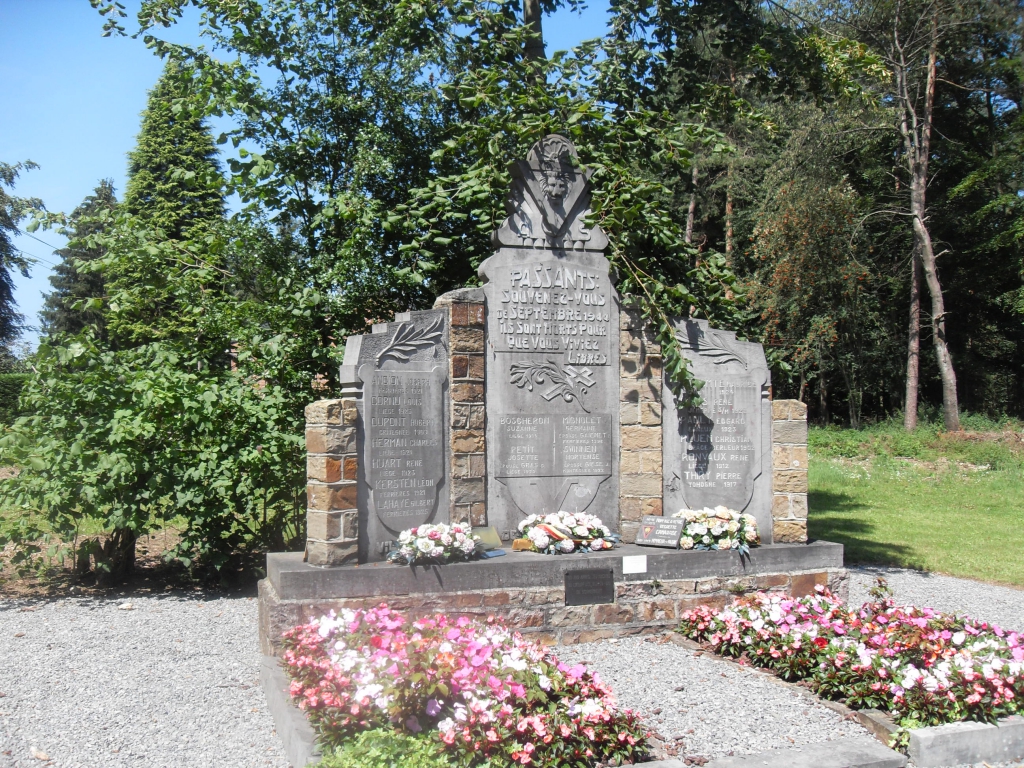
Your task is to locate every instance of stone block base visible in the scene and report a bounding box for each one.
[259,542,845,655]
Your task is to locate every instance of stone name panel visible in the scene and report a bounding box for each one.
[339,309,449,561]
[663,319,773,543]
[495,414,612,478]
[363,368,445,522]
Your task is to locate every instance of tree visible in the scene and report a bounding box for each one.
[40,180,116,337]
[123,58,225,241]
[0,161,38,347]
[817,0,966,430]
[111,60,227,346]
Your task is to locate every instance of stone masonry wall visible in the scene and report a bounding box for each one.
[618,310,663,543]
[771,399,809,543]
[305,398,360,566]
[259,568,847,654]
[435,292,488,527]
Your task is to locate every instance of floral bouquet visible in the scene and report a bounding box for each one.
[516,510,618,554]
[386,522,480,565]
[672,505,759,554]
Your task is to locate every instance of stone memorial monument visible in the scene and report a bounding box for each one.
[479,134,619,539]
[662,318,773,541]
[260,133,830,662]
[339,309,449,562]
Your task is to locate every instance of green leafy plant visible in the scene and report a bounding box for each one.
[319,728,450,768]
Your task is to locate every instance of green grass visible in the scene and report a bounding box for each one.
[808,419,1024,587]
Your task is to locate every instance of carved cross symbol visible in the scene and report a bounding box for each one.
[562,365,596,389]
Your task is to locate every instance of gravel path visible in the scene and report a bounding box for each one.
[0,593,287,768]
[558,635,866,761]
[849,566,1024,632]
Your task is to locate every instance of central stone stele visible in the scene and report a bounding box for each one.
[479,134,619,539]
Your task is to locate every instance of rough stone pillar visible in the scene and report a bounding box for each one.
[435,288,487,527]
[771,399,809,543]
[304,398,359,565]
[618,309,663,543]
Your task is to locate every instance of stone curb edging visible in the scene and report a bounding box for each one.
[908,715,1024,768]
[260,656,321,767]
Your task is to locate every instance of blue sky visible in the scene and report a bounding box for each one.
[0,0,611,348]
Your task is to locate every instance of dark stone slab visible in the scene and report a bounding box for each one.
[480,135,620,539]
[564,568,615,606]
[268,541,844,600]
[338,308,449,561]
[663,319,773,541]
[636,515,686,549]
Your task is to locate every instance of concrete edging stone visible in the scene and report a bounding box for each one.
[261,656,321,767]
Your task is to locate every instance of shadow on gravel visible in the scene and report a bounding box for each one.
[809,490,922,570]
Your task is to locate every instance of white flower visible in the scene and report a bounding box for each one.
[354,683,384,702]
[557,539,575,553]
[680,536,695,550]
[538,674,552,691]
[691,523,708,536]
[416,538,434,553]
[952,632,966,646]
[701,535,711,545]
[718,538,733,550]
[528,529,550,549]
[745,529,757,542]
[573,525,589,537]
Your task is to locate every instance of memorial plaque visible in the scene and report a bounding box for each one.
[339,309,450,561]
[663,319,773,543]
[564,568,615,606]
[361,367,445,526]
[480,135,619,537]
[635,515,685,549]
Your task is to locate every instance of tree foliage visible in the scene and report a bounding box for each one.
[0,162,38,347]
[40,180,116,337]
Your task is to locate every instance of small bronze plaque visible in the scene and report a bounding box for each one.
[635,515,685,549]
[564,568,615,606]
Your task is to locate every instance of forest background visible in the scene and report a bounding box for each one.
[0,0,1021,582]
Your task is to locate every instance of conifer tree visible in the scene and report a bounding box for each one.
[40,180,116,337]
[0,161,37,347]
[122,58,225,240]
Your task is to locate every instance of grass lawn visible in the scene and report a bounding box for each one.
[808,420,1024,587]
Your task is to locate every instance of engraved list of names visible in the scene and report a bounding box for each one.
[679,377,760,510]
[363,368,445,525]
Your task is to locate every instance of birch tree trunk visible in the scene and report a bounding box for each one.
[685,164,698,245]
[896,11,960,431]
[904,246,922,430]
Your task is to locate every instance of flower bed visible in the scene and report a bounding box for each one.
[677,583,1024,730]
[281,605,649,766]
